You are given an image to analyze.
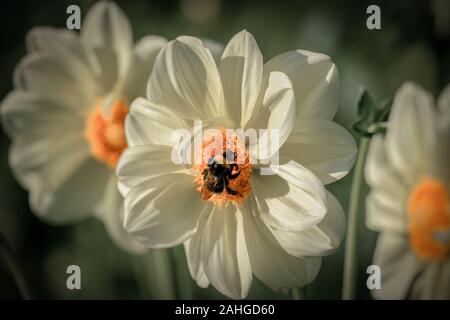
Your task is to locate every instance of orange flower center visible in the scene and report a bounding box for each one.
[84,99,128,168]
[407,177,450,261]
[194,130,252,207]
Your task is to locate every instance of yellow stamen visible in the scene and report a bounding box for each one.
[407,177,450,261]
[84,99,128,168]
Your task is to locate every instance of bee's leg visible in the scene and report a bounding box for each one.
[226,185,238,195]
[229,172,240,179]
[228,164,240,179]
[224,176,239,195]
[214,178,225,193]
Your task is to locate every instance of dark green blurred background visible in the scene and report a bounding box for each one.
[0,0,449,299]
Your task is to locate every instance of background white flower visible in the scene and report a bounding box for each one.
[0,1,169,253]
[117,30,357,298]
[365,82,450,299]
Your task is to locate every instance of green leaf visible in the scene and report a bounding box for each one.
[352,87,392,137]
[356,87,376,119]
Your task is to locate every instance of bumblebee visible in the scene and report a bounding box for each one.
[202,150,240,199]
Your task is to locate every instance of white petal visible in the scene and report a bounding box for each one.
[365,192,408,233]
[201,205,252,299]
[252,72,296,160]
[435,85,450,180]
[410,258,450,299]
[146,36,223,120]
[1,91,110,223]
[437,83,450,114]
[385,82,436,183]
[126,98,189,147]
[184,215,210,288]
[123,173,205,248]
[365,134,408,233]
[81,1,132,91]
[201,38,224,64]
[219,30,263,126]
[252,160,327,232]
[1,91,84,141]
[13,52,99,116]
[241,201,321,290]
[365,135,408,195]
[317,191,347,248]
[95,176,146,254]
[263,191,346,257]
[117,144,183,196]
[29,158,109,224]
[371,232,425,299]
[123,35,167,100]
[26,27,96,69]
[81,1,133,54]
[27,27,78,52]
[281,118,356,184]
[264,50,339,120]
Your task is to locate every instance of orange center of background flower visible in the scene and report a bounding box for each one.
[85,99,128,168]
[194,130,252,207]
[407,177,450,261]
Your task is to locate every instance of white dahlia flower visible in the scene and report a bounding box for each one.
[117,30,357,298]
[365,82,450,299]
[1,1,169,253]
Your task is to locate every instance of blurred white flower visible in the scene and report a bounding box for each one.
[0,1,169,253]
[117,30,356,298]
[365,82,450,299]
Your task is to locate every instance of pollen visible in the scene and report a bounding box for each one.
[194,129,252,207]
[84,99,128,168]
[407,177,450,261]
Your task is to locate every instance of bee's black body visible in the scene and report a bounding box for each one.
[202,151,240,196]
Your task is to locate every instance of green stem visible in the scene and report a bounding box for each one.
[142,249,177,299]
[342,136,370,300]
[291,287,306,300]
[130,254,151,299]
[0,232,33,299]
[171,246,194,299]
